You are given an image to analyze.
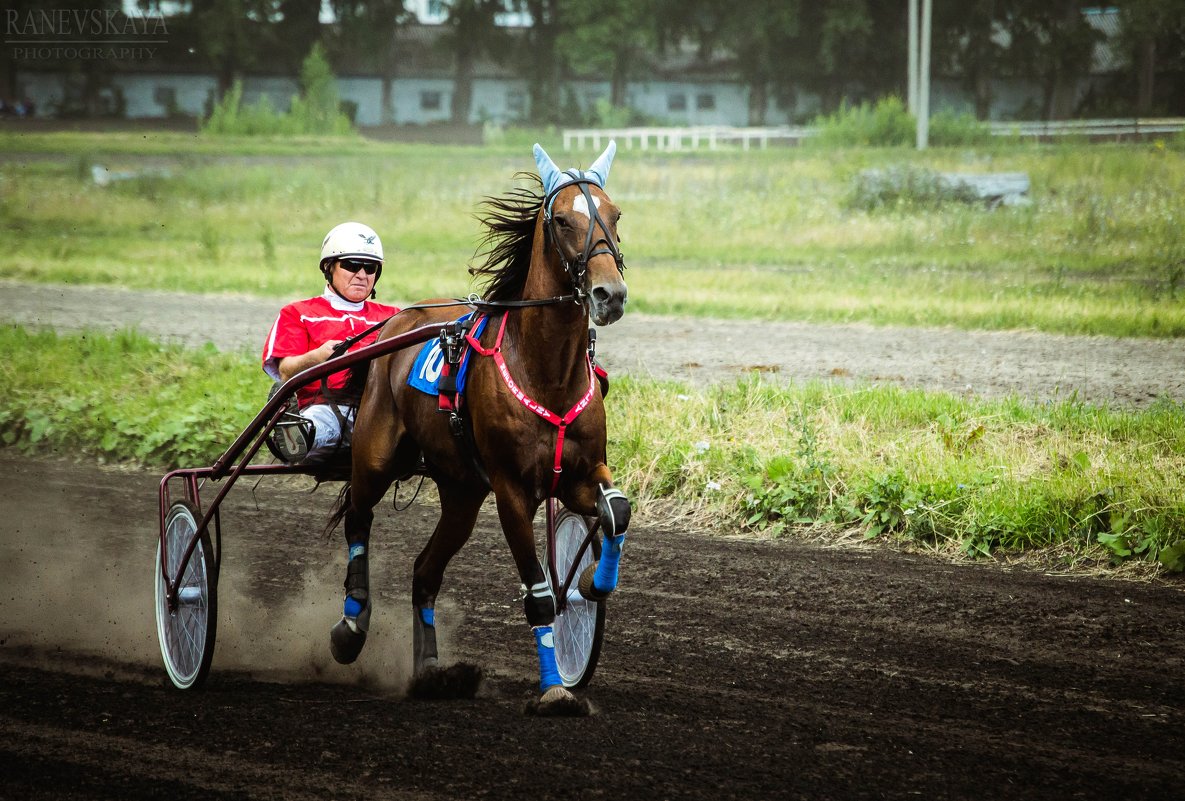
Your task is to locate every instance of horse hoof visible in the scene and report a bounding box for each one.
[408,663,483,700]
[577,564,610,602]
[330,618,367,665]
[525,685,591,717]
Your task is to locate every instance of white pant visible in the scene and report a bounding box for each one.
[301,403,356,462]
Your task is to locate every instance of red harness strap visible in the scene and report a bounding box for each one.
[466,312,598,496]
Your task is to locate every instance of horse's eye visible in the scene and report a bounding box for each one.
[554,213,573,230]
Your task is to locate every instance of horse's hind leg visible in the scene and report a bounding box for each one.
[329,484,385,665]
[329,381,410,665]
[410,481,485,678]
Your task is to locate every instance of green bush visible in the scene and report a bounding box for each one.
[202,44,354,137]
[811,97,914,147]
[929,110,994,146]
[811,100,992,148]
[591,98,654,128]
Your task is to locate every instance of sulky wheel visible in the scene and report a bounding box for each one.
[547,506,606,689]
[155,500,218,689]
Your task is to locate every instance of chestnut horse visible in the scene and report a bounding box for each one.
[330,142,631,709]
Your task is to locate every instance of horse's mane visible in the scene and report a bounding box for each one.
[469,172,543,302]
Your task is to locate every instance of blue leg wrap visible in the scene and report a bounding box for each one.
[533,626,561,691]
[344,543,366,618]
[420,607,435,627]
[592,533,626,595]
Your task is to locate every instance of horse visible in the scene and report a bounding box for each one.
[329,141,632,711]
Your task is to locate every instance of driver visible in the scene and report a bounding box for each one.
[262,221,399,463]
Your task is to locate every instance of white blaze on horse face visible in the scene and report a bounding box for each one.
[571,194,601,219]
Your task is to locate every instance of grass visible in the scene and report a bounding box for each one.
[3,131,1185,575]
[2,133,1185,336]
[3,325,1184,574]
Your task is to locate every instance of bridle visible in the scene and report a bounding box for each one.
[542,170,626,304]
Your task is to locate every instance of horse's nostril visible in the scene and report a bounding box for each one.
[592,286,611,304]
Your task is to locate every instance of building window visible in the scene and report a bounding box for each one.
[668,93,687,112]
[420,90,442,111]
[696,93,715,111]
[153,85,177,111]
[506,89,525,116]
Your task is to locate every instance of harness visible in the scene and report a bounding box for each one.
[429,311,608,496]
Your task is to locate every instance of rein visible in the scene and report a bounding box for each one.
[328,293,577,360]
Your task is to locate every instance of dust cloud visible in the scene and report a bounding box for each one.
[0,456,458,695]
[214,558,417,694]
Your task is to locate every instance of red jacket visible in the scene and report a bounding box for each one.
[262,290,399,408]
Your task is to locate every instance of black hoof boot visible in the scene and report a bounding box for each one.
[577,563,610,602]
[330,553,370,665]
[330,616,368,664]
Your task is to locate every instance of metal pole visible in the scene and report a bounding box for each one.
[916,0,932,150]
[908,0,919,114]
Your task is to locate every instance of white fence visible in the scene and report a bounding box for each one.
[986,118,1185,140]
[562,126,812,151]
[562,118,1185,151]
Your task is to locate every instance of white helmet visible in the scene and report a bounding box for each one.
[319,221,384,267]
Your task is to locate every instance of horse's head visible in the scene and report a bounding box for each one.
[534,142,628,326]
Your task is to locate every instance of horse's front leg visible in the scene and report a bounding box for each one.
[564,463,632,602]
[493,485,586,713]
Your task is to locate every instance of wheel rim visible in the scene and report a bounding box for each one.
[155,505,210,688]
[551,511,599,686]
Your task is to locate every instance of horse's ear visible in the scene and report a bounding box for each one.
[587,140,617,188]
[533,143,565,196]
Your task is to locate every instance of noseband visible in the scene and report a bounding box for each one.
[543,171,626,303]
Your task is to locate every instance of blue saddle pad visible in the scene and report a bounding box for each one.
[408,313,488,396]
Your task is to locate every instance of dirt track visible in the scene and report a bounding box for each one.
[1,455,1183,800]
[3,284,1185,799]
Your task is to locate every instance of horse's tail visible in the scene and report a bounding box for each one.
[324,481,352,538]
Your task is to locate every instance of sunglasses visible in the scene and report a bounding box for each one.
[339,259,380,276]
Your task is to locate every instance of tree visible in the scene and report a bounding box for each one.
[331,0,408,123]
[1117,0,1185,114]
[784,0,879,114]
[294,42,350,132]
[439,0,507,124]
[276,0,323,73]
[184,0,279,100]
[659,0,802,125]
[933,0,1018,120]
[2,0,123,113]
[1006,0,1101,119]
[521,0,563,124]
[557,0,660,109]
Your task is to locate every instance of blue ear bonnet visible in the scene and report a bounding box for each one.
[533,141,616,213]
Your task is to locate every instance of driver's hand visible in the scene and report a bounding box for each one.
[316,339,344,362]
